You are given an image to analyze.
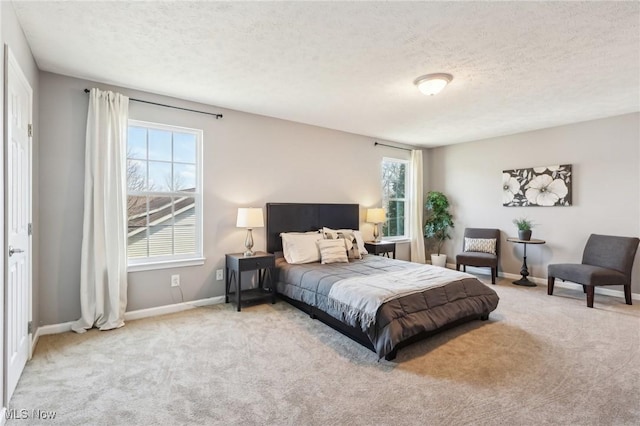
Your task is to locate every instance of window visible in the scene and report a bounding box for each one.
[381,158,409,239]
[126,120,203,270]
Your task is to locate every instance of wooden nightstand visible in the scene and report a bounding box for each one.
[225,252,275,312]
[364,241,396,259]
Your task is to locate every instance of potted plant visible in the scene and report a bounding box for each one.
[424,191,454,267]
[513,217,534,241]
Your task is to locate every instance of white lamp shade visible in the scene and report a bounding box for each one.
[236,208,264,228]
[366,208,386,224]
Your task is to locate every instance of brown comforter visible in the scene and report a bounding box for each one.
[275,255,499,358]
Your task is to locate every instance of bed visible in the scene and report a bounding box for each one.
[266,202,499,360]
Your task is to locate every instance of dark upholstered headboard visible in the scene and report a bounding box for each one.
[266,203,360,254]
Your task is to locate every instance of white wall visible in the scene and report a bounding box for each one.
[38,71,416,326]
[428,113,640,292]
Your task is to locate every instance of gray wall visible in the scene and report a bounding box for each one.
[428,113,640,292]
[38,71,415,326]
[1,1,4,410]
[2,0,40,406]
[2,3,40,331]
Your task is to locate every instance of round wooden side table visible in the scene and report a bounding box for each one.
[506,237,546,286]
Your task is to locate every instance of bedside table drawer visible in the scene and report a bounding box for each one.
[238,256,275,271]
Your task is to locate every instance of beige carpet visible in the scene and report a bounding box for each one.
[8,277,640,425]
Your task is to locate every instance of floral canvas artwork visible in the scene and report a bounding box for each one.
[503,164,572,207]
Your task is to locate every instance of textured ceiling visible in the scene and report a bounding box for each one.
[11,1,640,147]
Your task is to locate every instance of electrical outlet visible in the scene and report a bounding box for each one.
[216,269,224,281]
[171,274,180,287]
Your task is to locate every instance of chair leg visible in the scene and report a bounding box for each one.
[582,285,586,294]
[463,265,466,272]
[456,263,460,271]
[491,267,496,284]
[586,286,594,308]
[547,276,555,295]
[624,285,632,305]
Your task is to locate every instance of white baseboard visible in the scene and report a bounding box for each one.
[37,321,75,337]
[36,296,225,337]
[498,271,546,285]
[31,327,43,358]
[447,263,640,301]
[550,280,640,301]
[124,296,224,321]
[499,271,640,301]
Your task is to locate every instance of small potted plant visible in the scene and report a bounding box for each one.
[513,217,534,241]
[424,191,454,267]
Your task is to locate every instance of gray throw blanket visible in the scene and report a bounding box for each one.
[327,265,476,330]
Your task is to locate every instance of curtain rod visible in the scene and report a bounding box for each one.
[83,89,223,119]
[374,141,411,152]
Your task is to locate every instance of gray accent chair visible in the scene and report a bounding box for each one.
[547,234,639,308]
[456,228,500,284]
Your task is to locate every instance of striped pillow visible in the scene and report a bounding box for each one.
[322,227,368,255]
[464,238,496,255]
[329,231,362,260]
[317,239,349,264]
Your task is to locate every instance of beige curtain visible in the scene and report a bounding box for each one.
[72,88,129,333]
[409,150,426,263]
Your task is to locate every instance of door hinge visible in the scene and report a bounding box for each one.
[28,223,32,236]
[27,321,33,334]
[28,124,33,137]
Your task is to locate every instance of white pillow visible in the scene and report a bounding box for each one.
[322,227,368,255]
[280,232,323,264]
[464,237,497,255]
[317,239,349,264]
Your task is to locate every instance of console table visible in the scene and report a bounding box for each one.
[506,238,546,287]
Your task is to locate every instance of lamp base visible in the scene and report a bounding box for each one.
[244,228,255,257]
[373,223,381,242]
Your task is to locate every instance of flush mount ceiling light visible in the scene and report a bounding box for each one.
[414,73,453,96]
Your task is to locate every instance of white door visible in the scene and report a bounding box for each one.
[5,47,33,402]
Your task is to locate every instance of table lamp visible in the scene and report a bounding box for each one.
[366,208,386,242]
[236,207,264,256]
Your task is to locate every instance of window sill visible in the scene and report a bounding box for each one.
[128,257,205,273]
[382,237,411,244]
